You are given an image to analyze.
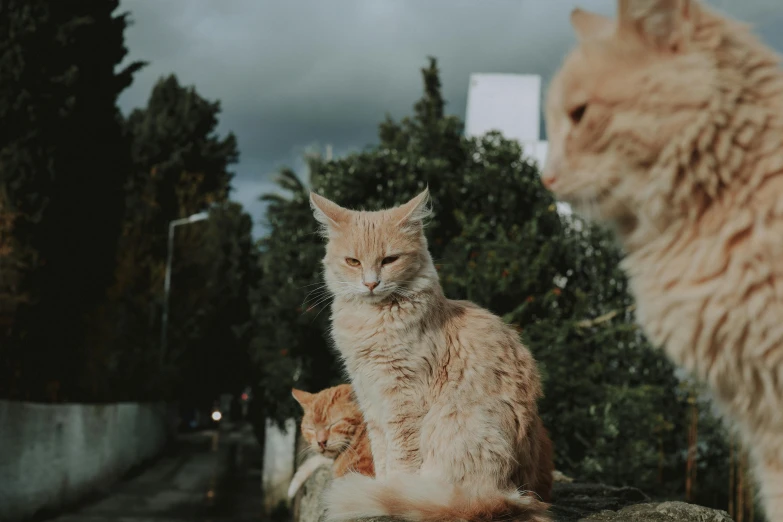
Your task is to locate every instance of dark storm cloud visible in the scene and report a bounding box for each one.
[117,0,783,235]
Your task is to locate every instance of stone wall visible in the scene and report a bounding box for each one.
[293,463,733,522]
[0,400,172,521]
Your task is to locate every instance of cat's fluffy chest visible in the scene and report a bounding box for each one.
[330,299,435,417]
[331,298,435,368]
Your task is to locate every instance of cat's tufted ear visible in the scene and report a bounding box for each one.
[310,192,349,237]
[570,8,614,41]
[333,384,354,399]
[292,388,314,408]
[617,0,696,52]
[392,188,432,233]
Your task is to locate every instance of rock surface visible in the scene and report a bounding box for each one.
[582,501,732,521]
[293,465,731,522]
[549,482,650,521]
[292,466,333,522]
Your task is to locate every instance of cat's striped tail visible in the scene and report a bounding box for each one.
[323,472,550,522]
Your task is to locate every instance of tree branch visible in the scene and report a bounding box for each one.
[575,304,637,328]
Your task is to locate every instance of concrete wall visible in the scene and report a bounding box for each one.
[261,417,297,513]
[0,401,171,521]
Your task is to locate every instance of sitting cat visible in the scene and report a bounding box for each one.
[543,0,783,518]
[310,189,553,522]
[288,384,374,499]
[289,385,558,502]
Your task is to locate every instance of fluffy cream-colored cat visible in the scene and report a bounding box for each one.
[543,0,783,518]
[310,189,553,522]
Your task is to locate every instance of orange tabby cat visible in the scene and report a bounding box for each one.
[543,1,783,519]
[290,384,374,499]
[311,190,552,522]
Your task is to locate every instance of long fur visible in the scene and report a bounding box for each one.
[288,454,333,499]
[310,189,554,522]
[544,1,783,519]
[323,473,550,522]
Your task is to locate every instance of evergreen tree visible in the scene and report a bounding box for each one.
[252,167,333,422]
[171,202,258,410]
[0,0,144,400]
[125,74,238,256]
[106,75,241,400]
[252,58,730,501]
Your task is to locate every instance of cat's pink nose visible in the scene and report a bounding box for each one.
[318,440,327,449]
[364,281,379,292]
[541,173,557,188]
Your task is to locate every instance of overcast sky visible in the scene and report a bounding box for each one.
[116,0,783,237]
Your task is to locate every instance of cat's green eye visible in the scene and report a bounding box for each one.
[381,256,399,266]
[345,257,361,267]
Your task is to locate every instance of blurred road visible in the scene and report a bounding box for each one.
[49,425,263,522]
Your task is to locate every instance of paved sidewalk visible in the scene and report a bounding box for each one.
[47,426,264,522]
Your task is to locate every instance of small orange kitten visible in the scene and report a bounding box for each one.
[310,190,552,522]
[543,1,783,519]
[288,384,374,499]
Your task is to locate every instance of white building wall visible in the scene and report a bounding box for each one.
[464,73,548,167]
[465,74,541,144]
[262,417,297,513]
[464,72,568,213]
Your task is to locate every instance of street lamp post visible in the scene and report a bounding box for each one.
[160,211,209,364]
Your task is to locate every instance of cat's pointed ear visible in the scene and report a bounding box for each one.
[334,384,354,400]
[393,188,432,232]
[617,0,696,52]
[310,192,349,236]
[570,8,614,41]
[292,388,313,407]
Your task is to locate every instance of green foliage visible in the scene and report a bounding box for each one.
[0,3,254,405]
[165,202,258,406]
[252,168,337,423]
[125,75,238,252]
[0,11,734,506]
[104,76,250,402]
[0,0,144,400]
[252,58,730,501]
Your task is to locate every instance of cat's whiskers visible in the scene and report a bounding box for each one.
[382,279,428,301]
[298,281,329,289]
[303,293,334,313]
[335,440,358,457]
[390,285,420,302]
[326,439,349,455]
[554,175,601,202]
[297,445,317,461]
[303,283,352,313]
[514,485,543,503]
[303,287,332,303]
[301,285,330,307]
[392,290,416,301]
[304,280,353,299]
[310,288,354,322]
